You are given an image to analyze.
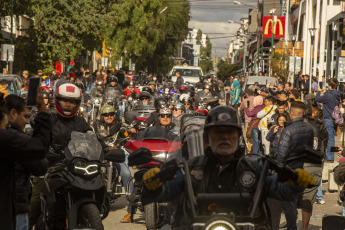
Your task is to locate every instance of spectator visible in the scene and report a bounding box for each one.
[284,82,292,94]
[245,96,265,155]
[278,91,289,102]
[22,71,29,80]
[66,61,75,72]
[37,70,43,77]
[301,75,310,96]
[5,95,49,230]
[230,79,241,110]
[84,71,95,94]
[0,79,10,98]
[315,78,343,162]
[2,67,8,75]
[311,77,318,92]
[298,106,327,230]
[240,89,255,152]
[0,89,51,230]
[266,113,287,158]
[218,79,225,100]
[257,96,276,155]
[289,89,300,101]
[271,100,290,124]
[276,101,314,230]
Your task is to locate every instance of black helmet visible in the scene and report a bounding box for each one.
[143,79,150,85]
[204,106,241,130]
[138,91,151,100]
[109,75,118,83]
[154,97,167,110]
[166,75,172,80]
[185,89,195,98]
[200,76,204,82]
[203,83,211,90]
[142,86,153,95]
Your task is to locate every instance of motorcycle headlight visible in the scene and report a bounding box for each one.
[128,96,133,102]
[73,161,99,176]
[80,107,84,112]
[94,99,100,104]
[154,152,168,161]
[205,220,237,230]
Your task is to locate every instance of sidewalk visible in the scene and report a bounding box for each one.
[280,135,344,229]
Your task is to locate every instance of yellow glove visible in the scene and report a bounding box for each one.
[143,168,162,190]
[288,169,315,187]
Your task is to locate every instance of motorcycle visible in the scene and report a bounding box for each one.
[126,127,182,229]
[38,132,126,230]
[132,145,322,230]
[158,87,176,105]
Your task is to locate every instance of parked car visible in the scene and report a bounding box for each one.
[0,74,24,96]
[170,64,203,85]
[241,76,278,93]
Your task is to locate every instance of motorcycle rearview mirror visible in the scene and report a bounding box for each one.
[128,147,158,166]
[104,149,126,163]
[285,145,323,165]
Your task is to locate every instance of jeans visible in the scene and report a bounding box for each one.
[324,119,335,161]
[343,202,345,216]
[260,129,270,155]
[16,213,28,230]
[281,200,297,230]
[114,162,133,194]
[119,102,125,120]
[316,183,325,201]
[252,128,263,155]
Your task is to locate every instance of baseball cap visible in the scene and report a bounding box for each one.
[23,70,29,75]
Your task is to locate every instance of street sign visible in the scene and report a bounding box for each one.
[295,57,302,72]
[101,57,108,67]
[1,44,15,62]
[337,57,345,82]
[193,57,199,67]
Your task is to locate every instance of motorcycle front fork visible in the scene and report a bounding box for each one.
[106,162,125,196]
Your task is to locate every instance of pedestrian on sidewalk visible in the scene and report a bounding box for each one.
[266,114,287,158]
[315,78,343,162]
[298,106,328,230]
[245,96,265,155]
[257,96,276,155]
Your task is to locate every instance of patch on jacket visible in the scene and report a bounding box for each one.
[218,113,231,121]
[240,171,256,188]
[190,169,203,181]
[313,137,318,150]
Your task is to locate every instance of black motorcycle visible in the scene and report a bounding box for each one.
[132,145,322,230]
[39,132,125,230]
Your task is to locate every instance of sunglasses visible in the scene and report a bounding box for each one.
[103,113,115,117]
[159,114,171,118]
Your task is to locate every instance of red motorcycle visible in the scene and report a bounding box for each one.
[125,127,182,229]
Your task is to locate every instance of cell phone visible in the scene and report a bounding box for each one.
[283,122,287,128]
[247,101,250,107]
[330,147,340,152]
[319,82,323,89]
[27,78,40,107]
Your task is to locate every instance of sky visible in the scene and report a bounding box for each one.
[188,0,258,57]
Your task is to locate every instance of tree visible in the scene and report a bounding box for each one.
[29,0,113,70]
[106,0,190,74]
[196,29,202,45]
[217,60,242,79]
[271,52,288,80]
[199,59,213,74]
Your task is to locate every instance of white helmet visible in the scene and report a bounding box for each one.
[54,83,81,117]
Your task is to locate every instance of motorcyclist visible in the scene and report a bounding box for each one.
[145,97,167,127]
[196,76,205,91]
[163,75,174,89]
[92,104,134,223]
[142,106,315,229]
[172,102,185,128]
[197,82,212,98]
[148,81,159,98]
[180,96,195,114]
[155,107,176,131]
[90,77,105,98]
[137,91,152,106]
[42,91,53,109]
[124,81,139,97]
[106,75,123,91]
[29,83,93,229]
[104,75,125,119]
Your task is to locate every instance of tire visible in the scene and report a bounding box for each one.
[77,203,104,230]
[144,202,158,230]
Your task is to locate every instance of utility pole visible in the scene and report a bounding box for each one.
[9,0,14,74]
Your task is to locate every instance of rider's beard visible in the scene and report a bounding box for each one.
[210,139,238,156]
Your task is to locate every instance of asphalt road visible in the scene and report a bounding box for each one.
[103,196,146,230]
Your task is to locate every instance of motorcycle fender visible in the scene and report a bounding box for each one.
[68,198,98,229]
[70,174,104,190]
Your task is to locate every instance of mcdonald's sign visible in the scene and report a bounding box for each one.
[262,16,286,38]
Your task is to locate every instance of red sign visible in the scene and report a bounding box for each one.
[262,16,285,38]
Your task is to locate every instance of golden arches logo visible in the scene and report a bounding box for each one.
[264,19,284,36]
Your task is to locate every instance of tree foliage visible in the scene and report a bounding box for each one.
[217,60,242,78]
[271,52,288,80]
[106,0,190,74]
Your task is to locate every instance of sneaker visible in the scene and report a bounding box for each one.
[120,213,133,223]
[317,200,326,205]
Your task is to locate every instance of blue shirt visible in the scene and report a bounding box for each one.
[311,82,318,91]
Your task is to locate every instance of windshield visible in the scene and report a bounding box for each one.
[65,132,102,161]
[172,68,202,77]
[181,115,206,158]
[138,126,180,142]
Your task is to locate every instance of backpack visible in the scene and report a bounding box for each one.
[332,106,344,127]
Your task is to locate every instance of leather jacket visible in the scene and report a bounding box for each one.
[93,120,122,147]
[50,111,92,161]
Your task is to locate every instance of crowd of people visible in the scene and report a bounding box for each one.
[0,63,344,230]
